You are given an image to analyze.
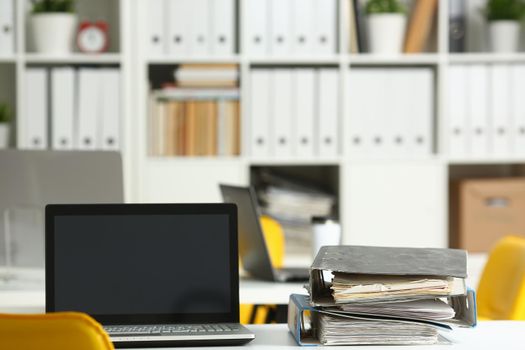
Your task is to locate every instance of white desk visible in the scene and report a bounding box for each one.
[127,322,525,349]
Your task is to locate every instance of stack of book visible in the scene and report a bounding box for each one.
[148,64,240,157]
[288,245,477,346]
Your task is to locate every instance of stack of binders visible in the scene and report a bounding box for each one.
[288,245,477,346]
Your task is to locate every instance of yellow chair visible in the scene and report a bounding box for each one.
[477,235,525,320]
[0,312,114,350]
[240,215,285,324]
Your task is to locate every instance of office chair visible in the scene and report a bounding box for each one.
[0,312,114,350]
[240,215,285,324]
[477,235,525,320]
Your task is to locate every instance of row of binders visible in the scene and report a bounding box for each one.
[348,68,434,156]
[19,67,120,150]
[149,89,240,157]
[147,0,235,56]
[0,0,14,55]
[244,0,336,55]
[448,64,525,157]
[289,245,476,346]
[250,68,339,158]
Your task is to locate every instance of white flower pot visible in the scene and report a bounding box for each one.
[0,123,9,148]
[489,20,521,53]
[367,13,407,54]
[31,13,77,54]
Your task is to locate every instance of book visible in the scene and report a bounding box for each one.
[175,64,239,88]
[404,0,438,53]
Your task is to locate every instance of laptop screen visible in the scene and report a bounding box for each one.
[46,204,239,324]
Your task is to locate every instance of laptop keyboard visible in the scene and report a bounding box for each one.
[105,324,241,336]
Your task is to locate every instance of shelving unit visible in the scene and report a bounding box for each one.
[3,0,523,255]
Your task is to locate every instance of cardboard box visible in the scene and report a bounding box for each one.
[451,177,525,252]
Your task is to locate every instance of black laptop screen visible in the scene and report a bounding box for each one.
[47,205,238,324]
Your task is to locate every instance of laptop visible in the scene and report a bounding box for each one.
[45,203,255,347]
[220,184,309,283]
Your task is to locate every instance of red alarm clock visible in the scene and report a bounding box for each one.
[77,21,109,53]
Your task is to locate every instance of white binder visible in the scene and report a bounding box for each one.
[0,0,14,55]
[243,0,269,55]
[386,69,409,156]
[24,68,48,150]
[408,68,433,156]
[188,0,210,55]
[210,0,234,55]
[146,0,166,56]
[291,0,314,54]
[100,69,121,150]
[318,68,339,157]
[490,64,512,156]
[51,67,75,150]
[294,68,315,157]
[467,64,489,157]
[269,0,291,55]
[167,0,190,55]
[511,64,525,154]
[272,69,293,157]
[77,68,100,150]
[250,69,271,157]
[348,68,371,155]
[313,0,336,55]
[447,65,469,157]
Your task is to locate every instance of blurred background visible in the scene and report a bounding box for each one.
[1,0,525,320]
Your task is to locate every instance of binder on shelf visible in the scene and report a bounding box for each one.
[100,68,120,150]
[51,67,75,150]
[292,0,314,54]
[250,69,271,157]
[243,0,268,55]
[77,68,100,150]
[408,68,433,156]
[146,0,166,55]
[447,65,468,156]
[294,69,316,157]
[24,68,48,150]
[490,64,512,156]
[167,0,190,55]
[313,0,336,54]
[188,0,210,55]
[467,65,489,156]
[210,0,234,55]
[347,69,371,155]
[511,64,525,154]
[385,69,409,156]
[403,0,438,53]
[317,69,339,157]
[269,0,292,55]
[0,0,14,55]
[272,69,293,157]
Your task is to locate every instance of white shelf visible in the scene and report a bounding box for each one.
[448,53,525,64]
[348,53,440,65]
[147,56,241,64]
[247,56,340,65]
[446,156,525,165]
[248,157,343,166]
[0,55,17,63]
[23,53,122,64]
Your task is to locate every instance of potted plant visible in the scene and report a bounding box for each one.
[484,0,525,52]
[366,0,407,54]
[31,0,76,54]
[0,103,10,148]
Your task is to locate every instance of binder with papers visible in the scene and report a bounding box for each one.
[287,245,476,346]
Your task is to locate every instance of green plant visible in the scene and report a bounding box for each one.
[0,103,10,123]
[32,0,75,14]
[366,0,406,14]
[484,0,525,21]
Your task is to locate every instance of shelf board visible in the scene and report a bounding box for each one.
[448,53,525,63]
[446,156,525,165]
[247,56,340,65]
[147,55,241,64]
[24,53,122,64]
[0,55,16,63]
[348,53,440,65]
[248,157,343,166]
[146,156,243,163]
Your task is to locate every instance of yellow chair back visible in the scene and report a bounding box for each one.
[477,235,525,320]
[0,312,114,350]
[259,215,285,269]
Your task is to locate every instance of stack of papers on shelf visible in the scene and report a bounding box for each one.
[174,64,239,88]
[288,245,477,346]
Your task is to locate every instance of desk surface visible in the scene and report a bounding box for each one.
[126,322,525,349]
